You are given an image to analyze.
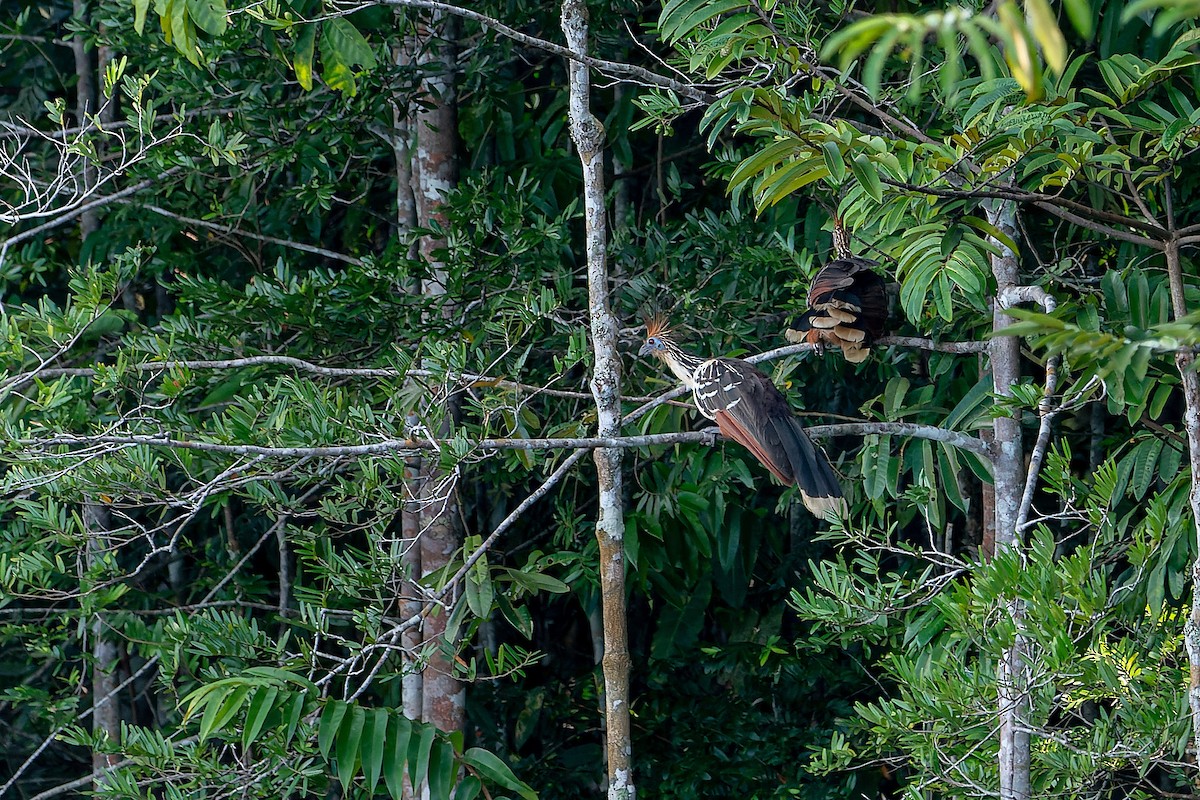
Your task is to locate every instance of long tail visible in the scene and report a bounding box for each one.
[771,417,847,517]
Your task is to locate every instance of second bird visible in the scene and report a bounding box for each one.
[785,256,888,363]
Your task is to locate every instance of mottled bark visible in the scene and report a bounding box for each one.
[71,0,97,240]
[73,7,119,781]
[1163,225,1200,768]
[412,9,464,744]
[562,2,634,798]
[391,24,424,746]
[419,470,464,733]
[985,199,1030,800]
[85,502,120,783]
[401,456,423,724]
[392,31,420,267]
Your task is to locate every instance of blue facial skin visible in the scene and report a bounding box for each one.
[638,336,664,357]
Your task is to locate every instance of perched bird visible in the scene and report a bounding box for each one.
[785,220,888,363]
[638,319,846,517]
[784,256,888,363]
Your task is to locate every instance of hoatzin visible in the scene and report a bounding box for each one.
[639,319,846,517]
[785,222,888,363]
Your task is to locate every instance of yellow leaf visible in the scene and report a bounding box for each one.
[1025,0,1067,74]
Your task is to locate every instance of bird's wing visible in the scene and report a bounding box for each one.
[693,359,845,514]
[693,359,796,483]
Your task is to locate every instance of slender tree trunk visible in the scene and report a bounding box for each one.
[985,199,1030,800]
[73,5,121,783]
[562,3,634,798]
[412,11,464,744]
[1162,207,1200,768]
[85,503,121,782]
[390,26,425,748]
[71,0,97,239]
[401,456,424,725]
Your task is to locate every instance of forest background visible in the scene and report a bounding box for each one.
[5,0,1200,799]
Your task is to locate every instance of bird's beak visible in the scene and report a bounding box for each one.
[637,342,653,357]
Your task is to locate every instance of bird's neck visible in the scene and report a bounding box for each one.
[662,343,706,388]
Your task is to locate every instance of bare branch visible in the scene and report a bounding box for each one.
[808,421,990,458]
[358,0,713,103]
[21,355,662,402]
[135,204,366,266]
[1004,286,1060,532]
[0,168,183,269]
[20,430,722,457]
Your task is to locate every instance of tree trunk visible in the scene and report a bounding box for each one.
[1162,214,1200,771]
[985,198,1030,800]
[390,24,424,743]
[562,3,634,799]
[401,456,424,726]
[73,5,121,782]
[71,0,98,241]
[412,9,464,745]
[85,502,121,783]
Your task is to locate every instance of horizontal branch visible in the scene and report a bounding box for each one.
[20,355,661,402]
[12,337,987,411]
[0,108,236,142]
[0,168,183,264]
[21,420,990,460]
[807,421,990,458]
[20,430,723,457]
[876,335,989,354]
[137,204,365,266]
[369,0,714,102]
[883,177,1166,249]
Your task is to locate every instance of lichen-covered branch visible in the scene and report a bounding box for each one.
[562,0,635,797]
[986,198,1031,800]
[1163,186,1200,767]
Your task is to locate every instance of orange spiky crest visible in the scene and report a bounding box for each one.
[643,314,672,340]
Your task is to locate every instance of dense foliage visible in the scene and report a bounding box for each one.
[3,0,1200,798]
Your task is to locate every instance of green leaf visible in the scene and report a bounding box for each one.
[820,141,847,182]
[241,666,319,694]
[383,714,413,800]
[166,0,200,65]
[496,592,534,639]
[319,700,349,759]
[1063,0,1094,39]
[428,738,456,800]
[1130,437,1165,499]
[998,0,1043,99]
[200,373,245,407]
[336,704,367,789]
[1025,0,1066,74]
[462,747,538,800]
[962,215,1019,256]
[324,18,376,67]
[361,708,389,795]
[199,684,250,743]
[242,685,279,750]
[465,540,494,617]
[410,723,436,790]
[453,776,483,800]
[133,0,152,34]
[294,24,316,91]
[503,568,570,595]
[284,691,307,745]
[863,436,892,500]
[186,0,226,36]
[319,17,377,95]
[660,0,749,43]
[850,155,883,203]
